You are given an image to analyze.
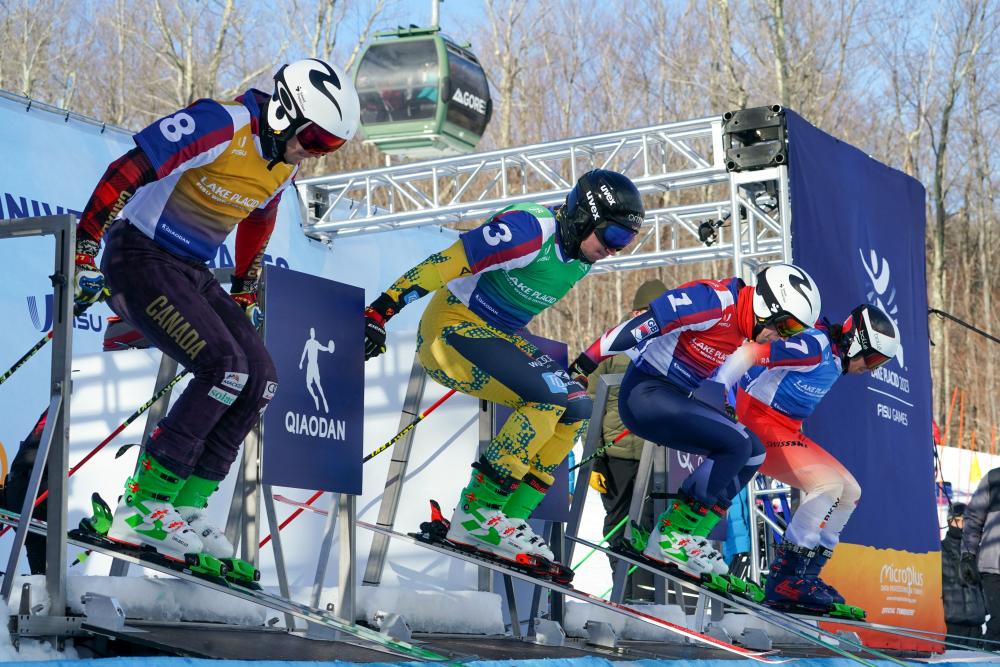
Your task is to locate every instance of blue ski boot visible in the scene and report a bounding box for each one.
[804,546,866,620]
[803,546,843,603]
[763,543,834,613]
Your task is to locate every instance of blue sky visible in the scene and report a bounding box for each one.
[378,0,487,43]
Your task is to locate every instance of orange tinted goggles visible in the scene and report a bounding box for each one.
[296,122,347,155]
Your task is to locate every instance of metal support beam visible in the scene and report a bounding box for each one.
[362,354,428,586]
[0,215,76,620]
[297,114,790,274]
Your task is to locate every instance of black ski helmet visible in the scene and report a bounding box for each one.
[838,304,900,372]
[557,169,645,262]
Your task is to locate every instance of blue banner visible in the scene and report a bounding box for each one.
[262,266,365,494]
[786,112,944,645]
[787,110,935,552]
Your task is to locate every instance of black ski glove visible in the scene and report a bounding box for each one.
[960,552,981,585]
[364,293,398,361]
[569,352,597,382]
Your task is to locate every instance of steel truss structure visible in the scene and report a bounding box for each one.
[297,114,792,276]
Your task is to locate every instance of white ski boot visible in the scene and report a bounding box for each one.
[106,454,204,563]
[107,498,203,563]
[177,506,235,559]
[509,518,555,561]
[698,540,730,575]
[447,504,553,563]
[642,526,721,577]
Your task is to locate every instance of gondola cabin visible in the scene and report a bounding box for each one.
[354,26,492,158]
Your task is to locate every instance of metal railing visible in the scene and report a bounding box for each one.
[297,115,791,276]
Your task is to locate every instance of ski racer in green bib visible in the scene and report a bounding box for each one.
[364,170,644,580]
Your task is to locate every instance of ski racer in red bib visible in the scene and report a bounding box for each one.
[713,303,900,617]
[570,264,822,583]
[363,170,644,581]
[71,59,360,576]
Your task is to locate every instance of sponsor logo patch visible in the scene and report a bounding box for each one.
[631,317,659,342]
[263,381,278,400]
[542,372,569,394]
[208,386,238,406]
[222,372,248,392]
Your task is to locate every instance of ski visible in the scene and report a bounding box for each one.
[0,509,457,664]
[355,519,790,663]
[569,535,936,665]
[274,494,327,514]
[589,534,990,656]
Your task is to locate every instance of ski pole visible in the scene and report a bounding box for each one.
[569,428,631,472]
[259,490,323,548]
[571,514,629,570]
[0,332,53,387]
[0,369,189,537]
[362,388,457,462]
[0,304,91,387]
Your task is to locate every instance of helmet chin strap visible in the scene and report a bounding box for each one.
[260,100,290,170]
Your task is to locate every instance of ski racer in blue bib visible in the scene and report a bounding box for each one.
[714,303,901,617]
[571,264,823,581]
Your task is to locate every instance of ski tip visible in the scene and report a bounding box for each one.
[429,499,445,522]
[114,443,139,459]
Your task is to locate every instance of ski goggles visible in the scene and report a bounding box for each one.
[846,337,893,370]
[860,349,893,370]
[595,220,639,251]
[296,122,348,155]
[756,313,809,338]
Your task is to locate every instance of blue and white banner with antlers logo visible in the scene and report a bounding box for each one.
[787,111,942,646]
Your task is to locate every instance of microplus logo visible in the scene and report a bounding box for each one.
[859,248,904,368]
[26,294,103,333]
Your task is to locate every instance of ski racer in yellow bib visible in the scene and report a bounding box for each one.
[71,59,360,579]
[364,170,645,580]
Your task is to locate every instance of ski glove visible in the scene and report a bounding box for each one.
[589,471,607,494]
[568,353,598,388]
[230,276,263,329]
[364,293,401,360]
[960,552,981,585]
[364,308,388,360]
[74,238,108,306]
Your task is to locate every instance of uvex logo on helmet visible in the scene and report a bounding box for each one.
[600,183,617,206]
[585,190,601,219]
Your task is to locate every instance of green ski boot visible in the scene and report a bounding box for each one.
[174,473,263,586]
[643,495,725,579]
[106,454,204,563]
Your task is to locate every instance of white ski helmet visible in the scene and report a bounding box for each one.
[267,58,360,154]
[752,263,821,337]
[840,304,900,371]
